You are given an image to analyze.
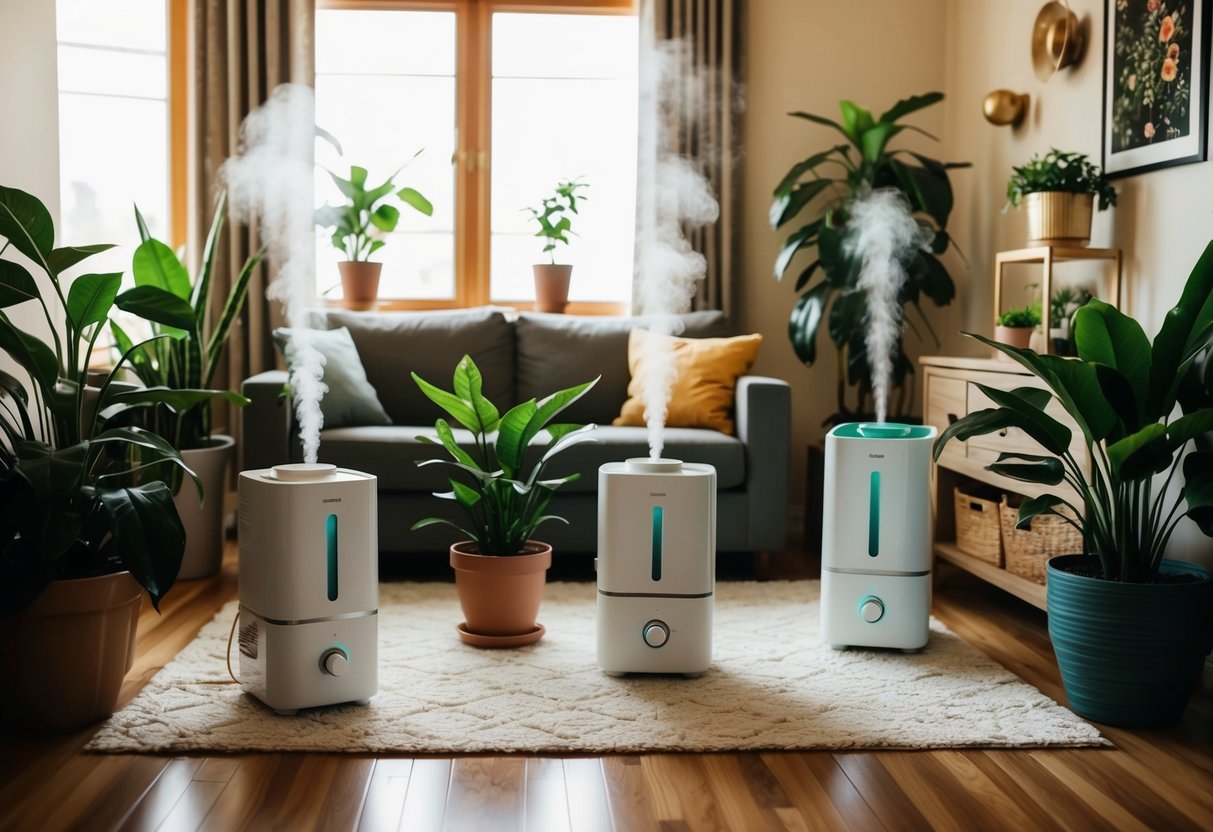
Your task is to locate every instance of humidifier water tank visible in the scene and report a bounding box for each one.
[820,423,937,651]
[237,463,378,714]
[597,458,716,675]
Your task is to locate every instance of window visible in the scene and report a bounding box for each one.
[315,0,637,312]
[56,0,183,275]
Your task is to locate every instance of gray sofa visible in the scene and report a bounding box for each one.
[241,307,790,556]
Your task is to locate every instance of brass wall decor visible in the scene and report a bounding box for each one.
[983,90,1030,126]
[1032,1,1085,82]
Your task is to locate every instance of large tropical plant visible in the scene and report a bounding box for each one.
[934,241,1213,582]
[0,185,197,614]
[771,91,968,423]
[410,355,598,555]
[108,193,263,453]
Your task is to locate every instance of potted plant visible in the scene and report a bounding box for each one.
[994,304,1041,351]
[1005,149,1117,246]
[770,91,968,423]
[525,179,588,314]
[315,157,433,311]
[410,355,598,646]
[934,241,1213,728]
[109,194,264,579]
[1049,285,1092,355]
[0,185,196,734]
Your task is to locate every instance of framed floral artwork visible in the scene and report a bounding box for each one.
[1103,0,1211,177]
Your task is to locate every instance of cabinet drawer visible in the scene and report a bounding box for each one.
[925,375,966,433]
[964,376,1087,469]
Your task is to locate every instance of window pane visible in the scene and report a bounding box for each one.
[490,14,638,304]
[57,0,168,278]
[315,10,456,301]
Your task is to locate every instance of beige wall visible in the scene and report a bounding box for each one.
[741,0,950,511]
[941,0,1213,562]
[0,0,60,380]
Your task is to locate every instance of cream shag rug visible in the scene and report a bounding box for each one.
[87,581,1106,753]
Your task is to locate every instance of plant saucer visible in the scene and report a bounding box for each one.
[456,622,545,649]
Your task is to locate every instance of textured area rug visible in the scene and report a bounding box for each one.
[87,581,1106,753]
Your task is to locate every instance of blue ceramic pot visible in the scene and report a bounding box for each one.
[1047,554,1213,728]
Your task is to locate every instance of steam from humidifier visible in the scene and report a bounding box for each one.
[220,83,328,463]
[843,189,934,423]
[634,27,720,459]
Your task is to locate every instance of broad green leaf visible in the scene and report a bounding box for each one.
[99,483,184,611]
[974,382,1071,455]
[774,221,820,280]
[0,258,39,308]
[115,285,196,333]
[859,122,901,163]
[987,452,1065,485]
[520,377,599,457]
[1015,494,1077,534]
[773,146,849,197]
[327,168,358,200]
[0,185,54,265]
[788,110,853,144]
[838,100,874,142]
[916,252,955,306]
[451,354,499,433]
[788,282,828,366]
[1107,423,1171,480]
[415,457,497,483]
[495,399,538,476]
[449,478,481,510]
[878,91,944,124]
[370,203,400,232]
[411,371,478,430]
[14,439,88,499]
[769,178,833,229]
[47,244,115,276]
[399,187,433,216]
[0,310,60,398]
[1149,240,1213,417]
[132,237,191,300]
[66,272,121,331]
[1184,452,1213,535]
[408,516,478,541]
[934,407,1024,461]
[0,368,33,437]
[888,157,953,226]
[434,418,477,468]
[794,260,821,292]
[536,423,597,467]
[545,423,583,440]
[111,386,250,412]
[1166,409,1213,452]
[349,165,368,187]
[191,191,227,323]
[1073,299,1151,423]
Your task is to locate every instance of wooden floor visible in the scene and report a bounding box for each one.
[4,544,1213,832]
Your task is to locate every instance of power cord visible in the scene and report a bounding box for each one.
[225,609,241,684]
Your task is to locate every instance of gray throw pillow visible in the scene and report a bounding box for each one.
[273,327,392,428]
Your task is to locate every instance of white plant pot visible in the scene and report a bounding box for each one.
[173,435,235,580]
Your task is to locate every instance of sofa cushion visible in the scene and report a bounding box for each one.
[311,308,515,425]
[273,327,392,428]
[316,424,745,493]
[514,310,732,425]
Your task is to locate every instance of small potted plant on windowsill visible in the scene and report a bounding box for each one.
[994,303,1041,351]
[1005,149,1117,247]
[410,355,598,647]
[935,241,1213,728]
[526,179,588,313]
[315,154,433,311]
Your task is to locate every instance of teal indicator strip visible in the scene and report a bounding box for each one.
[868,471,880,558]
[327,513,339,600]
[651,505,663,581]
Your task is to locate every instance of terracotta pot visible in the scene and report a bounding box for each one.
[0,572,142,735]
[174,435,235,580]
[450,541,552,637]
[994,324,1034,349]
[338,261,383,311]
[1026,191,1093,247]
[532,264,573,313]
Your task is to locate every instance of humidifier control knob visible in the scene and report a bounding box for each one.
[321,648,349,677]
[859,596,885,624]
[642,620,670,648]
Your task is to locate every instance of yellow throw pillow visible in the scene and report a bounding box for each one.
[614,329,763,435]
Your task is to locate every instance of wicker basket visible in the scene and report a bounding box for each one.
[954,483,1004,565]
[999,494,1084,584]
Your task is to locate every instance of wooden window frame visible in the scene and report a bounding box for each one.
[319,0,635,315]
[169,0,189,249]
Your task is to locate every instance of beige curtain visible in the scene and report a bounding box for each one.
[189,0,314,433]
[638,0,744,319]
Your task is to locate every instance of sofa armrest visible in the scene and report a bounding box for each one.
[735,375,791,552]
[241,370,292,473]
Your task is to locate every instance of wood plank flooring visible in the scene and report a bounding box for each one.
[2,544,1213,831]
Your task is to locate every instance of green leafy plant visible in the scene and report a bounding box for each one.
[0,185,197,614]
[770,91,968,423]
[1005,149,1117,211]
[935,241,1213,582]
[410,355,598,555]
[997,305,1042,328]
[525,179,588,264]
[108,194,263,454]
[315,155,434,262]
[1051,285,1093,325]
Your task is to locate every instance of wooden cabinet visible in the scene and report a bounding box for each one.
[921,355,1088,610]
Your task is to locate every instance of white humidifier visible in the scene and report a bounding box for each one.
[596,458,716,676]
[820,422,937,651]
[237,463,379,714]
